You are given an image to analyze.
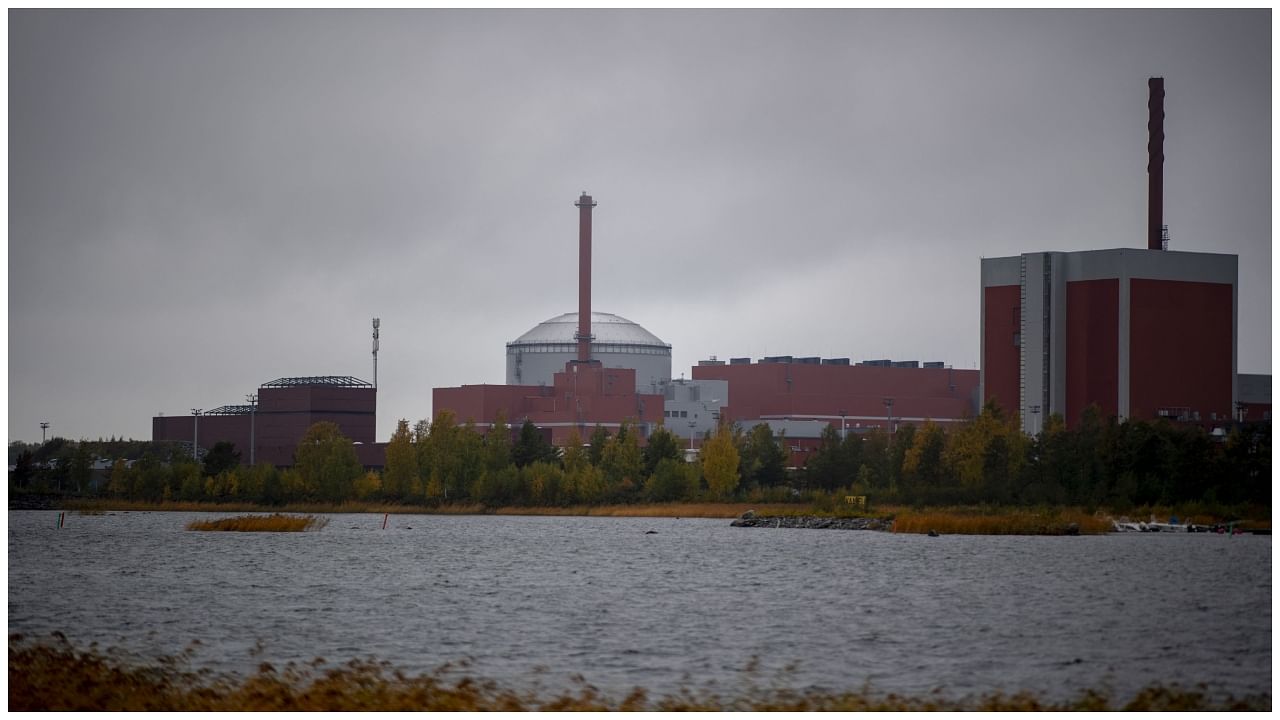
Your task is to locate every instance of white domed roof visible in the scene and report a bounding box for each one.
[509,312,669,348]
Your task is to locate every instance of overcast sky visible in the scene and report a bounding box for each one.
[8,9,1272,444]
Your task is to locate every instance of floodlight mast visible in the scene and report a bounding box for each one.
[246,394,258,466]
[191,409,203,460]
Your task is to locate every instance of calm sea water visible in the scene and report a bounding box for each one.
[7,510,1272,702]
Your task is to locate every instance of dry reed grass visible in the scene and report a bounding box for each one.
[891,507,1113,535]
[7,635,1266,712]
[185,514,327,532]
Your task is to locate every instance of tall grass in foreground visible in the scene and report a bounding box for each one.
[7,636,1266,711]
[891,508,1113,535]
[185,514,327,532]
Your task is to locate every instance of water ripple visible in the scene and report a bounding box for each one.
[8,510,1271,702]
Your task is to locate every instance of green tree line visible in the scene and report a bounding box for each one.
[9,413,779,507]
[802,402,1270,510]
[10,402,1268,511]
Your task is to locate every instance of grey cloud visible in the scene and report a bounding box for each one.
[9,9,1269,442]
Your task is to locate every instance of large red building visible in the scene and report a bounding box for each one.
[153,376,382,467]
[980,248,1238,432]
[978,78,1256,434]
[434,363,664,445]
[692,360,979,433]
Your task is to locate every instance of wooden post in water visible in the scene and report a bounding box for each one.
[382,513,388,530]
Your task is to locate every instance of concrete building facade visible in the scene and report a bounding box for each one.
[658,378,729,443]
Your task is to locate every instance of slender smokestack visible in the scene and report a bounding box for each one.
[1147,77,1165,250]
[574,192,597,362]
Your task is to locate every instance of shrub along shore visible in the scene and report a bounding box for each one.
[7,636,1269,711]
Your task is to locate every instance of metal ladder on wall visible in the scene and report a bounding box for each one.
[1041,254,1052,417]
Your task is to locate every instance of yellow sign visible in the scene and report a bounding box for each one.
[844,495,866,508]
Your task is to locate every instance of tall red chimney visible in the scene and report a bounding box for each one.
[574,192,597,362]
[1147,77,1165,250]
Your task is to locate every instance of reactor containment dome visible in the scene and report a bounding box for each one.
[506,311,672,391]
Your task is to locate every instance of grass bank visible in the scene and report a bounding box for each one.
[185,514,327,532]
[889,507,1113,535]
[8,636,1267,711]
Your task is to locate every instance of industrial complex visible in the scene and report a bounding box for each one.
[152,77,1269,468]
[152,376,382,467]
[980,79,1264,434]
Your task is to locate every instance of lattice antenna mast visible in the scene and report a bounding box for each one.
[372,318,381,390]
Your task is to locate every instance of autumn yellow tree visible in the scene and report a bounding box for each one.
[562,430,604,504]
[354,471,382,500]
[943,402,1027,502]
[382,419,418,501]
[701,424,740,499]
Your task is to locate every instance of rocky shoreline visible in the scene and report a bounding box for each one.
[729,513,893,531]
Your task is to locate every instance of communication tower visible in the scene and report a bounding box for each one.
[372,318,381,389]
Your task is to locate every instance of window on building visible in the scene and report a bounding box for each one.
[680,410,688,418]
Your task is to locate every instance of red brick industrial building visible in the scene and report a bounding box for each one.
[435,192,982,451]
[152,376,382,467]
[692,359,978,433]
[978,78,1259,434]
[434,364,663,444]
[981,249,1238,432]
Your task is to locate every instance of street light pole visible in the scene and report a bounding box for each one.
[840,410,847,442]
[246,394,258,466]
[191,409,202,461]
[688,420,696,451]
[1029,405,1041,437]
[883,398,894,434]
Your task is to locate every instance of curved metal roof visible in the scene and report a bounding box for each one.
[260,376,373,388]
[508,312,669,348]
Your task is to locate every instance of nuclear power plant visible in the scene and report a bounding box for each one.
[980,78,1265,434]
[154,77,1269,468]
[435,193,670,446]
[433,190,982,457]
